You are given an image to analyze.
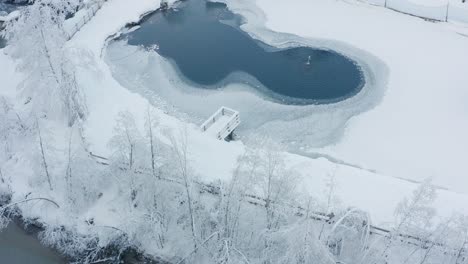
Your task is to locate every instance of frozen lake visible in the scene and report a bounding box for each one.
[106,0,385,149]
[121,0,364,104]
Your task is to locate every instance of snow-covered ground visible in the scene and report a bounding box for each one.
[365,0,468,23]
[1,0,468,228]
[80,0,468,223]
[228,0,468,194]
[95,0,468,224]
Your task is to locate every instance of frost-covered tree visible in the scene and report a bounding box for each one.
[394,179,437,234]
[0,96,26,164]
[318,167,340,241]
[326,208,372,263]
[2,0,86,126]
[208,153,258,263]
[108,111,142,171]
[453,215,468,264]
[168,127,199,247]
[36,116,54,190]
[247,137,299,232]
[373,178,437,264]
[267,219,336,264]
[144,105,160,180]
[108,110,144,205]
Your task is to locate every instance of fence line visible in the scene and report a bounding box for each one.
[65,0,108,40]
[361,0,468,24]
[87,152,467,258]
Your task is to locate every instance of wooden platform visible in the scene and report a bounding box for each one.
[200,107,240,141]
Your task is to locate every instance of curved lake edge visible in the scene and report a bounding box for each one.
[211,0,389,109]
[116,0,370,106]
[105,0,388,149]
[131,43,366,106]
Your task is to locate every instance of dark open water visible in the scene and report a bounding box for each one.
[0,223,65,264]
[122,0,364,104]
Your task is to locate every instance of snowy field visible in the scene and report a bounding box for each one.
[1,0,468,234]
[1,0,468,262]
[367,0,468,24]
[84,0,468,222]
[92,0,468,224]
[230,0,468,194]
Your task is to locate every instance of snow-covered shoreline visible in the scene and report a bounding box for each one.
[239,0,468,193]
[1,0,468,261]
[105,20,388,149]
[66,0,468,222]
[101,0,468,224]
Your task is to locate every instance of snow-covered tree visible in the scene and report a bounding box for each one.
[247,137,299,232]
[144,105,160,180]
[2,0,86,126]
[168,127,199,248]
[318,167,340,241]
[209,153,258,263]
[108,110,142,170]
[267,219,336,264]
[108,110,144,205]
[373,178,437,264]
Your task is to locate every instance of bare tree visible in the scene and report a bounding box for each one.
[319,167,339,240]
[213,153,258,264]
[169,127,198,247]
[248,138,298,232]
[144,105,160,180]
[374,178,437,264]
[108,110,142,203]
[452,215,468,264]
[109,111,141,170]
[2,0,86,126]
[66,128,73,196]
[36,117,52,191]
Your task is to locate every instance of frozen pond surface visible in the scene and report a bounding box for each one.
[0,223,65,264]
[121,0,364,104]
[106,0,386,149]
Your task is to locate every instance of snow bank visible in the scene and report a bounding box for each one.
[387,0,447,21]
[287,155,468,224]
[448,2,468,24]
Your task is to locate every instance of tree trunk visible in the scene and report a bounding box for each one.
[36,118,52,191]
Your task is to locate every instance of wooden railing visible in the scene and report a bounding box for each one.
[200,106,240,140]
[216,111,240,140]
[65,0,108,40]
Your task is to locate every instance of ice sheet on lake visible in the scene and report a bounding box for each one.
[106,34,387,152]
